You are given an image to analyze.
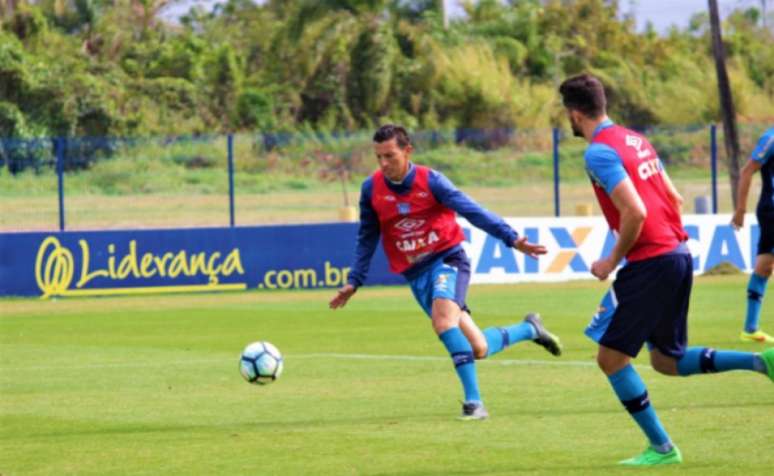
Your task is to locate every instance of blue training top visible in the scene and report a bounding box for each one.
[347,163,518,287]
[584,119,628,194]
[752,127,774,215]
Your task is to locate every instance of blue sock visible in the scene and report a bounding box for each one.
[439,327,481,403]
[483,322,537,357]
[677,347,760,375]
[608,365,671,451]
[745,273,768,333]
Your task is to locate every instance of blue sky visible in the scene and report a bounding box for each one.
[621,0,765,32]
[162,0,767,34]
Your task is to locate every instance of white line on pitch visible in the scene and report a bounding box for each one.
[292,353,600,368]
[0,352,652,372]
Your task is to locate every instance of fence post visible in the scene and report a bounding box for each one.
[55,137,66,231]
[552,127,560,217]
[227,134,235,227]
[710,124,718,214]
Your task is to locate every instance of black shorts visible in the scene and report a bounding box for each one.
[756,211,774,256]
[585,252,693,358]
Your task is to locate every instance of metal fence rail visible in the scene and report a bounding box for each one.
[0,123,768,232]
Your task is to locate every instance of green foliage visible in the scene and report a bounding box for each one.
[0,101,27,137]
[0,32,32,104]
[7,3,49,41]
[0,0,772,140]
[347,19,398,122]
[237,88,275,129]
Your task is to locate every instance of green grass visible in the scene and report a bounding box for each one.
[1,276,773,475]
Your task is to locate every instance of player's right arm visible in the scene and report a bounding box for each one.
[330,178,380,309]
[428,171,546,258]
[584,143,646,280]
[603,178,647,270]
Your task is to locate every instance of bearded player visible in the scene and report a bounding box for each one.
[559,73,774,466]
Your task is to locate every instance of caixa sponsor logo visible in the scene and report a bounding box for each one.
[625,134,652,159]
[461,221,761,276]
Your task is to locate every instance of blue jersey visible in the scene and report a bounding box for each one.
[752,127,774,215]
[347,163,519,287]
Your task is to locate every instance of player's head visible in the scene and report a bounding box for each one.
[559,74,607,138]
[373,124,413,182]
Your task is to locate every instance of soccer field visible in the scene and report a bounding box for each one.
[1,276,772,475]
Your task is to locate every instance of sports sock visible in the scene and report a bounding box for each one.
[483,322,537,357]
[677,347,760,375]
[439,327,481,403]
[745,273,768,333]
[608,364,672,451]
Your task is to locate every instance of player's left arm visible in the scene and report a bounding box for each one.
[428,171,546,257]
[660,166,684,213]
[733,130,772,229]
[732,159,763,229]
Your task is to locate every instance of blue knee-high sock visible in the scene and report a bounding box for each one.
[608,365,672,451]
[483,322,537,357]
[439,327,481,403]
[745,273,768,333]
[677,347,764,375]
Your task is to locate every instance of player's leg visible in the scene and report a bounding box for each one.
[458,311,488,359]
[586,257,681,465]
[651,347,770,376]
[432,298,486,416]
[741,252,774,343]
[416,253,487,419]
[478,313,562,358]
[598,345,678,465]
[647,254,770,377]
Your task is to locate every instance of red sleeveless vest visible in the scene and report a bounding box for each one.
[371,166,465,273]
[592,125,688,261]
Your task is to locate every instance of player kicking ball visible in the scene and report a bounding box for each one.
[329,124,562,420]
[559,74,774,466]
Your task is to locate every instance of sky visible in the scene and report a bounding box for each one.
[162,0,768,34]
[622,0,765,33]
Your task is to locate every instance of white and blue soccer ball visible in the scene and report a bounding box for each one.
[239,341,283,385]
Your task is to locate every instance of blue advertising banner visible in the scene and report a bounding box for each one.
[0,224,402,298]
[0,214,760,298]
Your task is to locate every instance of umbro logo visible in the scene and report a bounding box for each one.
[394,218,425,232]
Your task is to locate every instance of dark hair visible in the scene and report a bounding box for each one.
[559,74,607,118]
[373,124,411,148]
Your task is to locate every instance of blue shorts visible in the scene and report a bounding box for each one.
[757,211,774,256]
[585,251,693,358]
[408,249,471,317]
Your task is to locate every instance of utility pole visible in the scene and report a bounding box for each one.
[708,0,741,209]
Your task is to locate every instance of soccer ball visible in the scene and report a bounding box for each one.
[239,341,283,384]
